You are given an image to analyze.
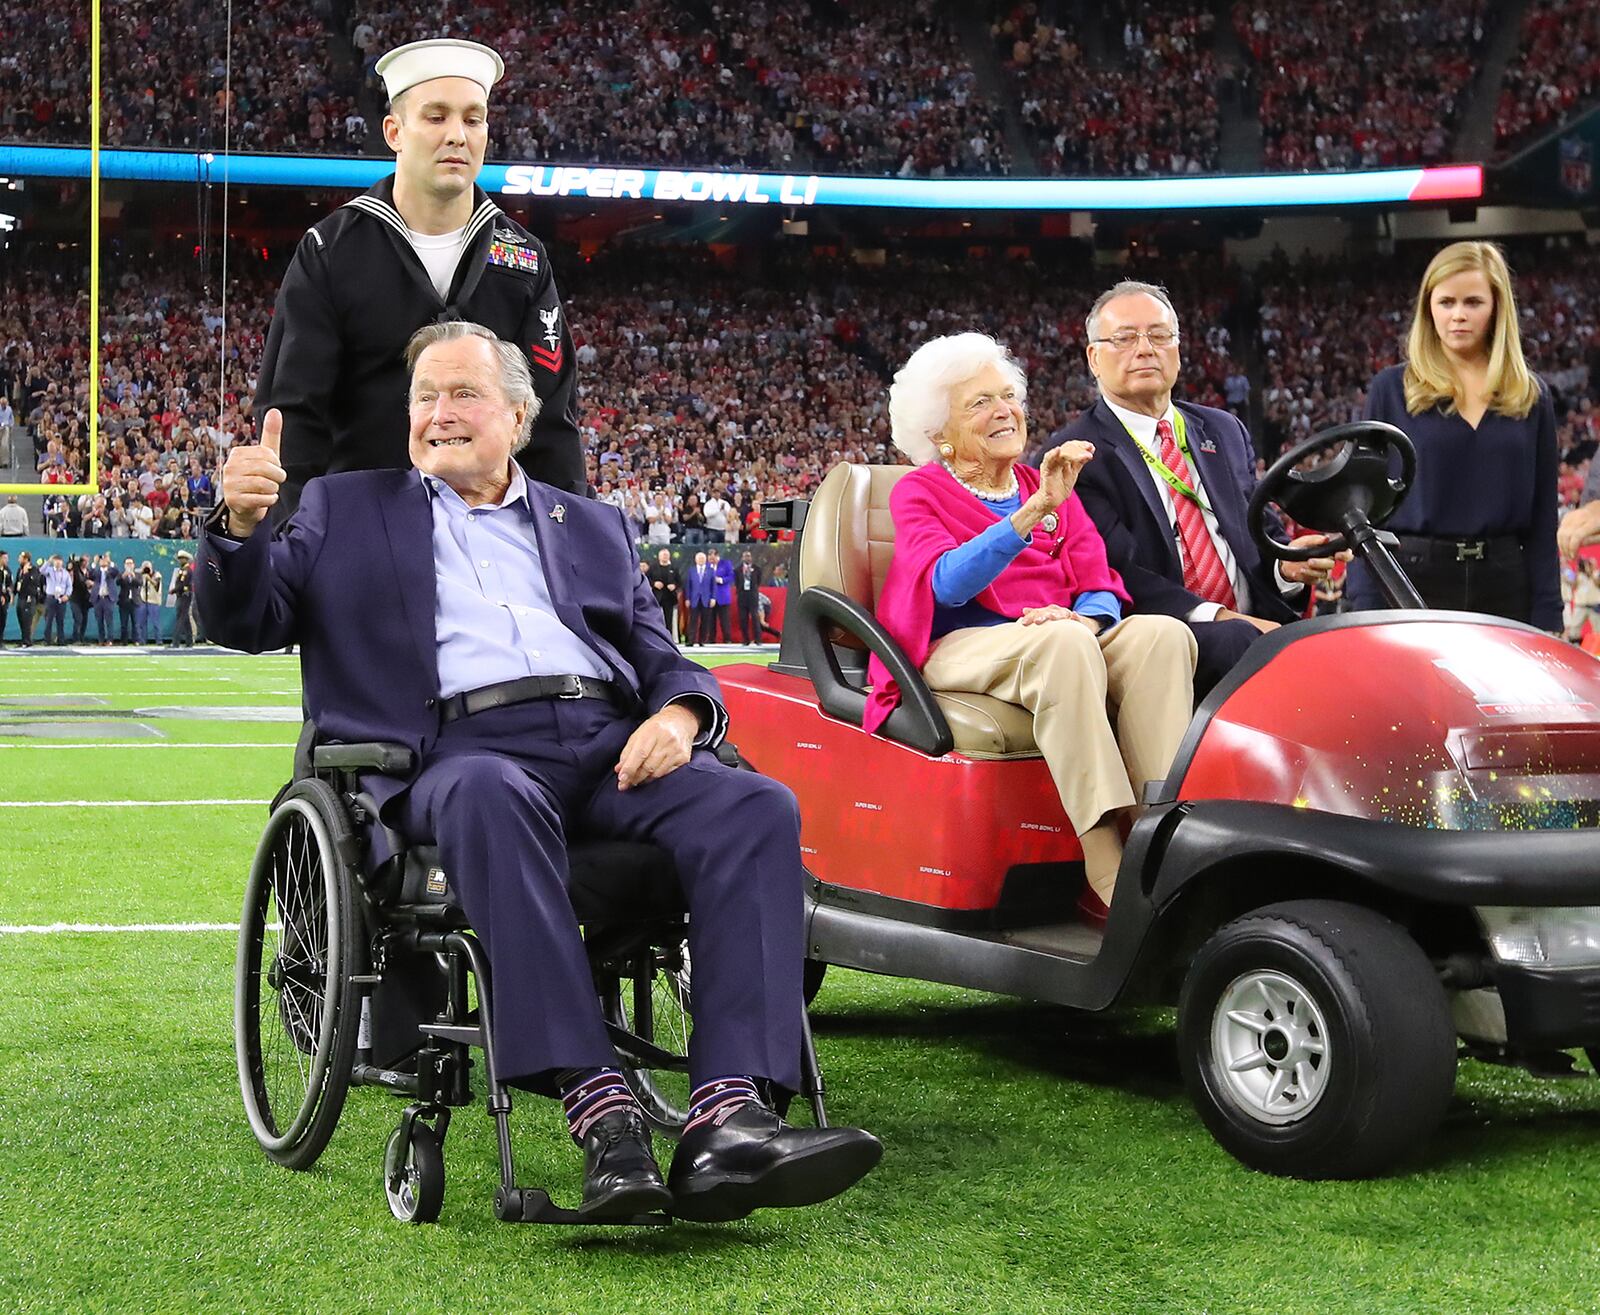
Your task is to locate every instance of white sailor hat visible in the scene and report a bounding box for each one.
[376,39,505,102]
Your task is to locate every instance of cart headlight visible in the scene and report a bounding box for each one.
[1476,907,1600,968]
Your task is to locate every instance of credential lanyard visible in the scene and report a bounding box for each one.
[1123,410,1213,516]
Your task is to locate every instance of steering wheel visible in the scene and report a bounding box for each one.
[1247,421,1416,562]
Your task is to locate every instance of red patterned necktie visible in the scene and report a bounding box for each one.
[1156,418,1238,610]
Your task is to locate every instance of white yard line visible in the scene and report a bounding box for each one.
[0,677,248,684]
[0,799,267,808]
[0,921,241,934]
[0,742,294,750]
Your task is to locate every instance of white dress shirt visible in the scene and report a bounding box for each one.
[1104,398,1297,621]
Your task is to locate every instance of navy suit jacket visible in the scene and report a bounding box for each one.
[1050,398,1303,625]
[684,564,718,608]
[197,468,723,808]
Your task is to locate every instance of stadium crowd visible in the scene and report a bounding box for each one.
[1234,0,1489,171]
[1494,0,1600,151]
[350,0,789,171]
[1,0,357,153]
[1004,2,1222,176]
[10,1,1598,175]
[1,251,267,537]
[743,0,1010,177]
[2,236,1597,643]
[10,239,1597,534]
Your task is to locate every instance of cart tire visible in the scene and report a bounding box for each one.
[1177,899,1455,1179]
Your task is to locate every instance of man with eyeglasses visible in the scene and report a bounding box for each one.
[1049,280,1345,697]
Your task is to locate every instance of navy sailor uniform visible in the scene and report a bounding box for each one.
[254,174,585,520]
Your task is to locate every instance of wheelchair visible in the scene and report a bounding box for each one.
[234,723,830,1225]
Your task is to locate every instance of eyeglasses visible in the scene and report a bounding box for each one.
[1091,328,1180,350]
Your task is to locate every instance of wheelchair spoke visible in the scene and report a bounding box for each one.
[238,783,362,1169]
[604,944,695,1135]
[255,814,330,1132]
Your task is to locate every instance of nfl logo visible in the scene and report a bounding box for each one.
[1559,136,1593,199]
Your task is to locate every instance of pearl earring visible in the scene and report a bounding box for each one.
[939,444,954,457]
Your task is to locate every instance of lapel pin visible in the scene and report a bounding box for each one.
[1198,438,1217,454]
[550,504,566,524]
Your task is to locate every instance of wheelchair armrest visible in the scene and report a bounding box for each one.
[312,742,416,775]
[792,586,953,757]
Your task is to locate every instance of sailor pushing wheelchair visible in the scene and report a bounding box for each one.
[203,321,882,1224]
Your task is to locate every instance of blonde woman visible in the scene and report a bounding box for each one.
[1349,241,1559,629]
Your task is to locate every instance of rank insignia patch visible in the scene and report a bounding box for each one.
[488,241,539,273]
[530,342,565,373]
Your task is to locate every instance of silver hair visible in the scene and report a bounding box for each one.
[888,333,1028,467]
[404,321,540,450]
[1086,280,1180,342]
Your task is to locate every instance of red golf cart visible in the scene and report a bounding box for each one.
[714,422,1600,1178]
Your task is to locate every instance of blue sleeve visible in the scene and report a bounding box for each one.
[931,516,1030,606]
[1071,589,1122,631]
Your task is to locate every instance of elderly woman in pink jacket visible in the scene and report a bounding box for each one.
[866,334,1196,923]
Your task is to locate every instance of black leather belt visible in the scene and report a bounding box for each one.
[1393,534,1522,564]
[437,674,631,724]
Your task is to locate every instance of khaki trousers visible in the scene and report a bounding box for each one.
[921,615,1197,836]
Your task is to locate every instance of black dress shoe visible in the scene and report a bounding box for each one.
[578,1108,672,1220]
[667,1102,882,1223]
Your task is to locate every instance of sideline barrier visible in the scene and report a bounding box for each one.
[0,538,792,644]
[0,538,197,644]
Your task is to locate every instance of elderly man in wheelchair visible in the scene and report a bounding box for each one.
[200,321,880,1225]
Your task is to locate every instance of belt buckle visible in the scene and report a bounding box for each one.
[555,675,584,699]
[1455,541,1485,562]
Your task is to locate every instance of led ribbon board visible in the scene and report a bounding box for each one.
[0,146,1483,211]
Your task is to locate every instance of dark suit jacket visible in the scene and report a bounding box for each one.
[735,564,764,603]
[1051,398,1303,624]
[197,468,722,811]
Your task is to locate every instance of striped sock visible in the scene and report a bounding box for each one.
[558,1067,637,1144]
[684,1076,762,1134]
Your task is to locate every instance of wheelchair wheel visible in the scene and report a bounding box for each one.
[236,778,365,1169]
[601,940,694,1136]
[384,1122,445,1224]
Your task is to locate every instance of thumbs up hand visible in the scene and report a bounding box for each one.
[221,409,287,536]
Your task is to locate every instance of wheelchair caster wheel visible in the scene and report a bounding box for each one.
[384,1123,445,1223]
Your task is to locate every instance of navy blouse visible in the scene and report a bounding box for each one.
[1362,363,1560,630]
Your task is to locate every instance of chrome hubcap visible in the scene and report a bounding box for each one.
[1211,969,1330,1124]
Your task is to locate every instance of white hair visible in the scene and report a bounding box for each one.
[404,320,541,450]
[888,333,1028,466]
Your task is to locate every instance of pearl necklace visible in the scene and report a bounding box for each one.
[942,461,1018,501]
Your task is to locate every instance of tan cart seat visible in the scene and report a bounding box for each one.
[798,461,1040,759]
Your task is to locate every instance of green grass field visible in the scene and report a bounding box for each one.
[4,651,1600,1314]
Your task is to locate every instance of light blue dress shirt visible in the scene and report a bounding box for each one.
[425,465,613,699]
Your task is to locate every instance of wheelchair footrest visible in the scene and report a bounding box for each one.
[493,1186,670,1226]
